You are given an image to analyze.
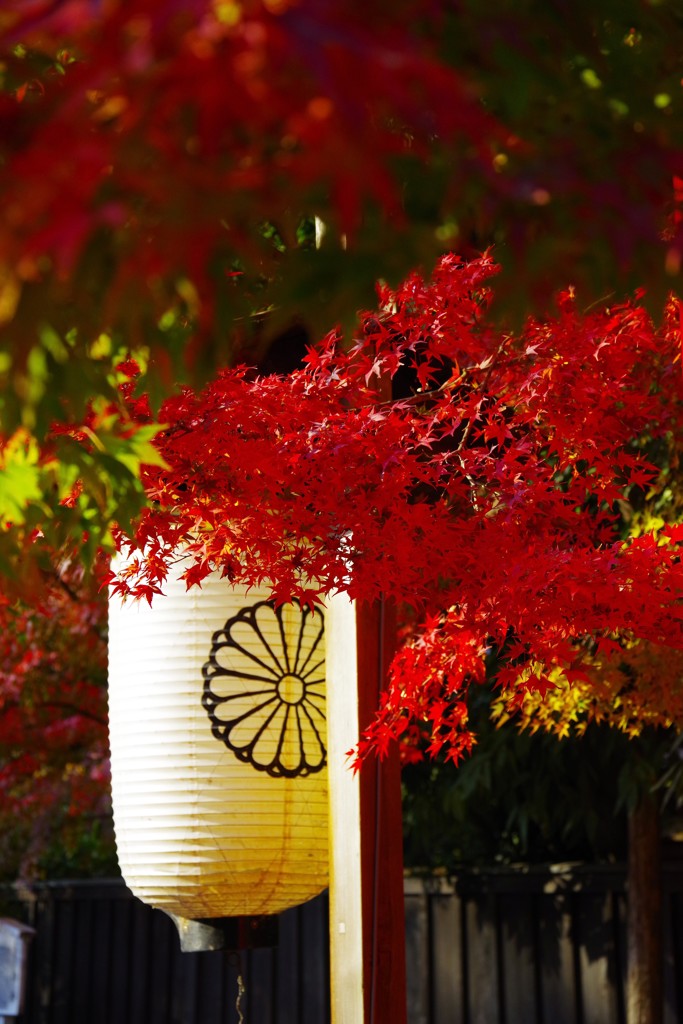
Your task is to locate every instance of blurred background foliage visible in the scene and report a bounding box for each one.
[402,685,682,872]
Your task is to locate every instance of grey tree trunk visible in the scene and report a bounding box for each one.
[626,792,662,1024]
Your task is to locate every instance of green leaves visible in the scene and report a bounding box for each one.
[0,408,167,595]
[0,431,44,523]
[89,421,169,477]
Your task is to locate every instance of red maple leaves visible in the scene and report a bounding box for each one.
[0,559,109,874]
[107,253,683,761]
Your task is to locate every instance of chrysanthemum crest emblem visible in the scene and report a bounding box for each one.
[202,601,326,778]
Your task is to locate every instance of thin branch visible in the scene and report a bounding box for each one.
[583,291,615,314]
[38,701,107,726]
[456,335,511,453]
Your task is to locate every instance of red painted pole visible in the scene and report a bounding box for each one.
[355,598,407,1024]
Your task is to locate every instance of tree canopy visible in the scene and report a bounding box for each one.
[1,2,683,771]
[1,0,683,407]
[100,253,683,760]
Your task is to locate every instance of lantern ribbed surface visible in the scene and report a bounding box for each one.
[108,559,328,919]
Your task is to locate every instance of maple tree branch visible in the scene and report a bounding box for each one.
[35,567,107,643]
[36,564,83,605]
[37,701,107,727]
[583,291,616,314]
[0,698,106,728]
[451,334,512,513]
[456,335,511,454]
[371,341,523,415]
[372,368,469,409]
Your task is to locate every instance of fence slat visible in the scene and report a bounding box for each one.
[246,949,275,1024]
[537,894,578,1024]
[466,893,500,1024]
[32,894,56,1024]
[431,891,465,1024]
[576,892,622,1024]
[147,908,174,1024]
[108,897,133,1024]
[499,892,537,1024]
[274,905,300,1024]
[89,893,114,1024]
[665,890,683,1024]
[126,896,153,1024]
[404,886,429,1024]
[299,893,329,1024]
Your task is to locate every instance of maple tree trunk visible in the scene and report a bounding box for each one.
[626,792,663,1024]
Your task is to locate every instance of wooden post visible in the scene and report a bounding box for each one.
[626,793,663,1024]
[326,594,408,1024]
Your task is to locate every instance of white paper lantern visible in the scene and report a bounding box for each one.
[108,557,328,919]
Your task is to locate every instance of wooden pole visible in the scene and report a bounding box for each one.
[326,594,408,1024]
[626,793,663,1024]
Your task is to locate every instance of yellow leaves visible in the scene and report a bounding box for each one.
[629,510,666,540]
[88,334,112,360]
[495,640,683,741]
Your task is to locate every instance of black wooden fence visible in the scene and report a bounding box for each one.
[404,866,683,1024]
[2,862,682,1024]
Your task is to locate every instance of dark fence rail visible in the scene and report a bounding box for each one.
[1,862,682,1024]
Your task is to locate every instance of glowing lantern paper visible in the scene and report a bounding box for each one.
[107,556,329,920]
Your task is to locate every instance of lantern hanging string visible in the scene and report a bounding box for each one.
[236,967,245,1024]
[227,951,246,1024]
